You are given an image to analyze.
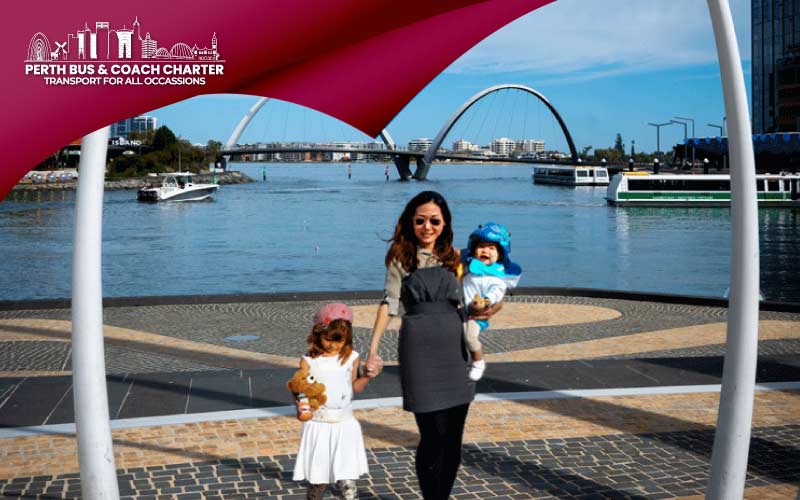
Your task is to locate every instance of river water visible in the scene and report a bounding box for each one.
[2,162,799,303]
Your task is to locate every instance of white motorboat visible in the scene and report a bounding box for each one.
[137,172,219,202]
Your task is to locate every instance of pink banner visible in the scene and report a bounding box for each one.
[2,0,553,198]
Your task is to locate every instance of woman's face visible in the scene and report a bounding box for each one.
[412,201,444,250]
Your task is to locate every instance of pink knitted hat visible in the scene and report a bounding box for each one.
[313,303,353,327]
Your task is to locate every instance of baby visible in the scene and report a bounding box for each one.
[462,222,522,381]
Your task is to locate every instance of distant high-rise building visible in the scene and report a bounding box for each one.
[452,139,478,152]
[110,115,157,139]
[515,139,545,154]
[131,115,157,133]
[490,137,515,156]
[408,138,433,152]
[752,0,800,133]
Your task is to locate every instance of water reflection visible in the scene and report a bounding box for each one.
[4,188,75,203]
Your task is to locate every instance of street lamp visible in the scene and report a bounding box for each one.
[707,124,728,171]
[673,116,696,165]
[647,122,671,157]
[669,120,688,167]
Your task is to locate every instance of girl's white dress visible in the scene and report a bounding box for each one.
[292,351,369,484]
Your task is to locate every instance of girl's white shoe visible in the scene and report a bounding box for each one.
[469,359,486,381]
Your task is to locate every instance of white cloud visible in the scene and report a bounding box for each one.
[449,0,751,78]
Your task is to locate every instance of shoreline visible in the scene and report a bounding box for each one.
[1,286,798,311]
[10,171,254,192]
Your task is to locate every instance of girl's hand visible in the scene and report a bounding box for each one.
[364,354,384,378]
[470,301,503,320]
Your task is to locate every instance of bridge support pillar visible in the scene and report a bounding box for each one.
[393,156,413,181]
[412,158,430,180]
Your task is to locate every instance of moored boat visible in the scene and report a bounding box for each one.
[532,165,609,186]
[137,172,219,202]
[605,172,800,207]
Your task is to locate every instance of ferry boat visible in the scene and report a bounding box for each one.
[532,165,610,186]
[137,172,219,202]
[605,172,800,207]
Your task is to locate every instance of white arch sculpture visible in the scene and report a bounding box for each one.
[71,2,758,497]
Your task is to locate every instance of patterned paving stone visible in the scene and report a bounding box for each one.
[602,338,800,360]
[0,426,796,499]
[94,345,226,375]
[0,341,70,371]
[0,294,797,498]
[0,342,225,375]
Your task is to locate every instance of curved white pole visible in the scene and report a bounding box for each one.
[72,126,120,498]
[706,1,760,498]
[224,97,270,151]
[379,128,396,149]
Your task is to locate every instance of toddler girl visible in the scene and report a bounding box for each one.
[292,303,372,500]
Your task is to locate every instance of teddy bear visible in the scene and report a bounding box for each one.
[470,293,491,313]
[286,365,327,421]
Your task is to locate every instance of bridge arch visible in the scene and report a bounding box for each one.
[223,96,396,165]
[415,84,578,180]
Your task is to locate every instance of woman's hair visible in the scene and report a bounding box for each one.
[385,190,460,274]
[306,318,353,365]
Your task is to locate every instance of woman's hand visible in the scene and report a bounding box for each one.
[469,300,503,320]
[364,354,384,378]
[365,303,390,378]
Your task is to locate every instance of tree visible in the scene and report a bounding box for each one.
[152,126,177,151]
[206,140,222,157]
[614,133,625,155]
[580,145,593,158]
[129,129,155,145]
[593,147,622,163]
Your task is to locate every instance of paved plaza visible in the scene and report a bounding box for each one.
[0,291,798,499]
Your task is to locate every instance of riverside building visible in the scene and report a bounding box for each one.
[110,115,157,139]
[752,0,800,133]
[490,137,515,157]
[516,139,545,154]
[408,138,433,152]
[452,139,478,152]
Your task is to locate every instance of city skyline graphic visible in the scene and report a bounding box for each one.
[26,16,221,63]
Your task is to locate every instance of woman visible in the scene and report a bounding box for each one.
[365,191,493,500]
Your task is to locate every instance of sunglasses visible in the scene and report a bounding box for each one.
[323,333,345,342]
[413,217,442,227]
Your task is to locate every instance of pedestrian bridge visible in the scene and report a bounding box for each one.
[221,84,580,180]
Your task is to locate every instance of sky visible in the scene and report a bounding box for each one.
[150,0,752,155]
